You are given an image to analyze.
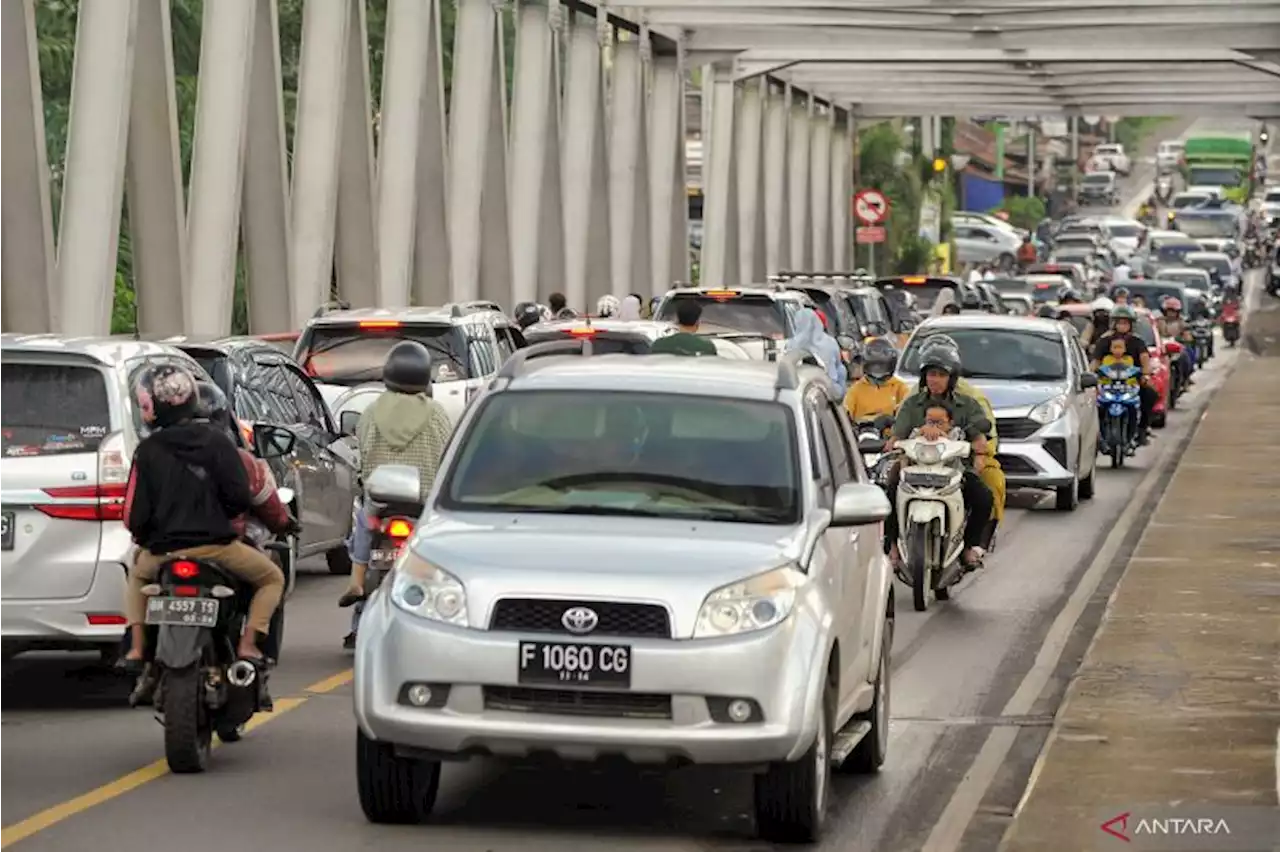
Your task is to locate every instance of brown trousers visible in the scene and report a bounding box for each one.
[127,542,284,634]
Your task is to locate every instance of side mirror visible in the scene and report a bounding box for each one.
[830,482,891,527]
[1079,372,1099,390]
[366,464,421,505]
[253,424,297,460]
[339,410,360,437]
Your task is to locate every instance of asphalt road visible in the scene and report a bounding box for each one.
[1,344,1243,852]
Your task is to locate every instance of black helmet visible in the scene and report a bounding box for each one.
[919,343,962,388]
[513,301,542,330]
[383,341,433,394]
[134,364,199,428]
[1037,304,1057,318]
[862,338,899,379]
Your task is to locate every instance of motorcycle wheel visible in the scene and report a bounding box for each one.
[1111,430,1124,469]
[163,667,212,773]
[908,524,930,613]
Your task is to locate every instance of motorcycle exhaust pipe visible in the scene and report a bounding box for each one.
[227,660,258,688]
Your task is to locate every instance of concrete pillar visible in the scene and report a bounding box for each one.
[583,19,612,310]
[830,116,852,272]
[412,0,451,307]
[810,109,833,271]
[290,0,349,326]
[608,40,643,297]
[762,84,789,274]
[335,0,378,307]
[736,80,766,284]
[1,0,56,332]
[125,0,187,334]
[700,64,736,289]
[478,9,512,308]
[446,0,496,303]
[508,1,555,306]
[536,7,566,303]
[629,42,653,300]
[649,52,682,295]
[241,0,293,333]
[561,16,602,310]
[787,96,812,271]
[56,0,139,336]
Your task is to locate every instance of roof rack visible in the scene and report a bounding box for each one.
[449,300,504,318]
[311,299,351,319]
[496,338,594,379]
[774,347,822,391]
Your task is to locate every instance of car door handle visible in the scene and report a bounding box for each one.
[848,531,860,544]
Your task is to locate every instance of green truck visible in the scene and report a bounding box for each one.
[1181,135,1255,203]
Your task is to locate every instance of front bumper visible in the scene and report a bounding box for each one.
[353,591,829,766]
[994,413,1082,489]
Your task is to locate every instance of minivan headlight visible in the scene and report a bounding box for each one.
[1028,395,1068,425]
[389,551,468,627]
[693,566,804,638]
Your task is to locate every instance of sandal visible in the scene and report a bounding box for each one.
[338,590,366,608]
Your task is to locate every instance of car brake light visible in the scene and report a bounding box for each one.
[171,560,200,579]
[703,290,739,300]
[86,614,127,626]
[567,327,597,338]
[383,517,414,540]
[38,483,128,521]
[359,320,402,329]
[901,276,926,284]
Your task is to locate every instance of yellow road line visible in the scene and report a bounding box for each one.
[0,669,353,849]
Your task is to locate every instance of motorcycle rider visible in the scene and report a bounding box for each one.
[844,338,910,422]
[121,365,286,668]
[1089,305,1158,443]
[1155,296,1196,385]
[548,292,577,320]
[596,294,621,318]
[339,342,453,622]
[1017,235,1038,270]
[1082,297,1115,348]
[883,345,995,571]
[1058,286,1085,306]
[513,301,543,330]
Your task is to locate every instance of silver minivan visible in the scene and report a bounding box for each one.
[1,336,207,662]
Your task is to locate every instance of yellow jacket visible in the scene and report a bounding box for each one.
[954,377,998,454]
[844,376,911,422]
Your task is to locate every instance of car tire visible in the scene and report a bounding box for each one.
[754,676,832,843]
[843,605,893,774]
[1079,464,1096,500]
[356,728,440,824]
[327,546,353,575]
[1055,474,1080,512]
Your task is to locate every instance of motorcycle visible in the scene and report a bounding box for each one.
[139,487,295,773]
[1154,176,1173,205]
[891,437,973,612]
[348,464,425,647]
[1164,340,1188,406]
[1190,318,1214,363]
[1243,239,1261,269]
[854,415,896,487]
[1221,303,1241,347]
[1096,366,1141,468]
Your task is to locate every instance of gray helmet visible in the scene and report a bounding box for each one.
[919,341,962,388]
[862,337,899,379]
[918,333,958,353]
[383,340,433,394]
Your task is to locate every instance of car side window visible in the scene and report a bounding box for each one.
[804,395,834,504]
[817,401,854,489]
[253,362,301,424]
[463,324,498,377]
[492,325,517,362]
[282,366,327,430]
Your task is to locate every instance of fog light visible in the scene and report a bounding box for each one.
[406,684,433,707]
[727,699,753,723]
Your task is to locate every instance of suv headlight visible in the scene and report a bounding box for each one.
[1028,395,1068,425]
[389,550,468,626]
[693,566,804,639]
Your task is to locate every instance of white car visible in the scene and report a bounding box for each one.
[1090,143,1131,176]
[1156,140,1185,174]
[1097,217,1146,260]
[952,211,1028,240]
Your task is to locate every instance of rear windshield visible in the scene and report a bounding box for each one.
[1172,194,1208,209]
[522,331,652,355]
[1187,166,1241,187]
[874,278,958,311]
[1029,266,1081,284]
[1155,243,1198,264]
[2,363,111,457]
[299,324,469,385]
[1186,255,1232,277]
[1174,215,1237,239]
[1082,174,1112,186]
[656,294,787,337]
[1121,283,1187,308]
[1106,223,1143,238]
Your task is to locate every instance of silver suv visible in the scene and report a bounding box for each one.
[1,336,207,662]
[353,348,896,843]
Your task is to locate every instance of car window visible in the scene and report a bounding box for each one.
[250,362,302,424]
[463,325,499,377]
[282,366,327,430]
[2,361,113,456]
[657,293,787,338]
[902,328,1068,381]
[493,325,518,362]
[818,402,854,489]
[442,390,801,524]
[298,322,470,384]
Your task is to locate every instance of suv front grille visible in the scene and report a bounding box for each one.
[996,417,1041,441]
[997,454,1039,476]
[489,599,672,638]
[483,686,673,719]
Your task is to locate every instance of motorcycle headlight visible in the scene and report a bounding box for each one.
[389,550,468,627]
[1028,395,1068,425]
[913,442,944,465]
[693,565,804,639]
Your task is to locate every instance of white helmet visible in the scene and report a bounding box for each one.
[596,294,621,317]
[1091,296,1115,314]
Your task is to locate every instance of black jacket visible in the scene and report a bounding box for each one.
[124,422,253,554]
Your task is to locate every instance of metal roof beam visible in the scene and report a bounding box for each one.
[610,0,1280,8]
[780,68,1275,88]
[723,48,1247,67]
[852,101,1280,118]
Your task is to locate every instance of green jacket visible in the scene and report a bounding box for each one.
[892,388,992,445]
[954,377,999,451]
[357,392,453,500]
[650,332,718,357]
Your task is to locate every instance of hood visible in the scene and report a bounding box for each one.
[149,421,228,465]
[368,391,435,449]
[964,378,1068,410]
[413,512,804,637]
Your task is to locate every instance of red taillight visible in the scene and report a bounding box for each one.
[567,328,597,339]
[383,517,414,540]
[86,614,127,626]
[172,585,200,597]
[38,483,127,521]
[170,560,200,579]
[359,320,401,329]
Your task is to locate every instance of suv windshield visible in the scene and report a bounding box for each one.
[2,362,111,456]
[442,391,800,524]
[1173,215,1237,239]
[1106,223,1143,238]
[522,330,652,355]
[1082,174,1112,186]
[656,294,787,337]
[299,323,469,384]
[901,328,1067,381]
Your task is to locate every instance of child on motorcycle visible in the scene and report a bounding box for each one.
[908,401,966,443]
[1156,297,1196,383]
[844,338,910,425]
[1099,336,1141,439]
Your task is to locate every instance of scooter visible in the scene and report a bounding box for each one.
[346,465,424,649]
[1097,367,1141,468]
[1190,318,1214,364]
[892,437,972,613]
[854,415,896,487]
[1221,303,1241,347]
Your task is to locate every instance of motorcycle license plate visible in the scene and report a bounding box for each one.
[145,596,219,627]
[1108,403,1126,416]
[518,641,631,688]
[370,548,400,564]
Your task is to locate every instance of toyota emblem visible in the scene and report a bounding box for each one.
[561,606,599,634]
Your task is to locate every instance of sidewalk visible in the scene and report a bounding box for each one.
[999,352,1280,851]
